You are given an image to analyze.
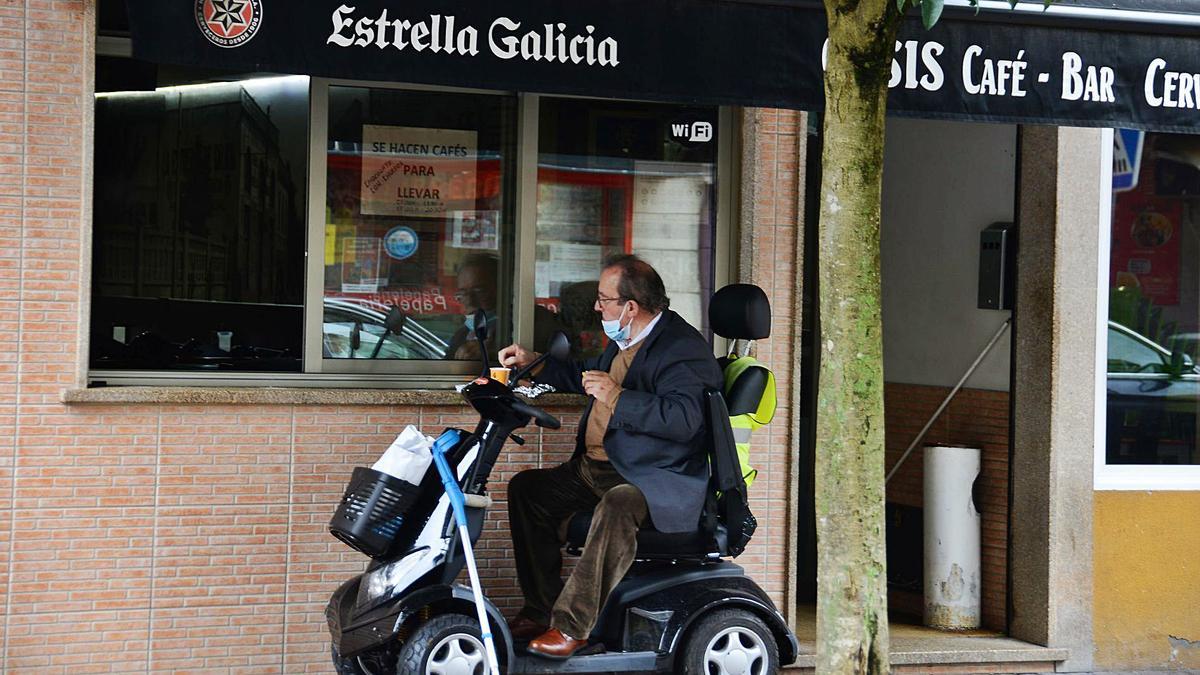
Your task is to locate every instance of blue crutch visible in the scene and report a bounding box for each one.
[431,431,502,675]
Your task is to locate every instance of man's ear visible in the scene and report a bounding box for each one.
[626,300,641,319]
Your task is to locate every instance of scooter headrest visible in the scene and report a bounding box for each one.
[709,284,771,340]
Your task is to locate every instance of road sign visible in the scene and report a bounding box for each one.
[1113,128,1144,193]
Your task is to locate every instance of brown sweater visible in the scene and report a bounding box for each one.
[584,341,645,462]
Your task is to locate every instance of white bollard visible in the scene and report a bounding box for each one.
[923,445,982,630]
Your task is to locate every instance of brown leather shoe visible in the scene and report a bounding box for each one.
[507,615,549,641]
[527,627,588,659]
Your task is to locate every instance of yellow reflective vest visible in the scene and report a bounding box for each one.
[723,355,776,488]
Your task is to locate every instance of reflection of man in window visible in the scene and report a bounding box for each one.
[446,253,498,361]
[446,253,564,361]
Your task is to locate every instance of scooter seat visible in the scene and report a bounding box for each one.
[563,510,721,559]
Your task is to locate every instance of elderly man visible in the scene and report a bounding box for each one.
[497,254,722,659]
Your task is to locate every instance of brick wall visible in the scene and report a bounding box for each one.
[738,108,805,614]
[2,393,796,673]
[883,382,1011,632]
[3,0,94,672]
[0,3,804,668]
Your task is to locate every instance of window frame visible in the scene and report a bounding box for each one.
[1094,127,1200,489]
[86,61,738,388]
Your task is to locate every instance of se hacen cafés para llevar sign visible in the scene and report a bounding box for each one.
[360,125,478,218]
[130,0,1200,132]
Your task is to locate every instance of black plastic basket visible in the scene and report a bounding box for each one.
[329,467,421,558]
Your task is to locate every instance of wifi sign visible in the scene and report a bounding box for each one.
[670,121,714,143]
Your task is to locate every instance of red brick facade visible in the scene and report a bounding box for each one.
[0,5,805,671]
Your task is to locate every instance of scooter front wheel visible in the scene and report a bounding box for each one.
[397,613,489,675]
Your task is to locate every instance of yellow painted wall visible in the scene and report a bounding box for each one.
[1094,491,1200,671]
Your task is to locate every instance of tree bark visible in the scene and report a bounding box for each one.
[815,0,899,672]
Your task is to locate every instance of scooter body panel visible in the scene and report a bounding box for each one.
[329,579,515,666]
[588,559,798,668]
[652,574,799,666]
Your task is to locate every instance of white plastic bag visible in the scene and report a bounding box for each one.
[372,425,434,485]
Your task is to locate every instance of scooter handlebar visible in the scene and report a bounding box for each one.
[511,400,561,429]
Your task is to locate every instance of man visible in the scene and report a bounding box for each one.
[497,254,722,658]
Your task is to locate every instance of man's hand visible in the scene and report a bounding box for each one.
[582,370,621,406]
[498,343,538,370]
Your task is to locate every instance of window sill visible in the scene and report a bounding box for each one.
[62,386,589,408]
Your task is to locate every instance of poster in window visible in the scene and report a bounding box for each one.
[1111,196,1181,306]
[341,237,382,293]
[448,210,499,250]
[360,125,477,217]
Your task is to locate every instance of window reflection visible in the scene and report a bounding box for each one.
[90,58,308,372]
[1107,131,1200,464]
[322,87,517,363]
[535,99,719,358]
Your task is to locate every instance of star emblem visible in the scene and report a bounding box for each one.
[209,0,248,34]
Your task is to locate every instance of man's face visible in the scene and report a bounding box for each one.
[594,268,629,322]
[456,266,496,314]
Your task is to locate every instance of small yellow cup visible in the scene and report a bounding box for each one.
[489,367,511,385]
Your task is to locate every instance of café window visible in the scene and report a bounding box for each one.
[90,56,310,374]
[1105,130,1200,467]
[90,63,732,384]
[534,99,720,359]
[313,85,517,373]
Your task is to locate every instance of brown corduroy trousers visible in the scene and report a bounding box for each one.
[507,456,649,639]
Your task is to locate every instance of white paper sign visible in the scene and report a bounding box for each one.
[341,237,382,293]
[448,210,499,249]
[361,125,478,217]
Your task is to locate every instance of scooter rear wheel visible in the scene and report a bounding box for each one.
[397,613,489,675]
[677,608,778,675]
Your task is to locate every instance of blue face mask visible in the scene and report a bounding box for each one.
[464,312,494,332]
[601,303,631,342]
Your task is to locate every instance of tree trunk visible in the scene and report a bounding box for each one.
[814,1,899,672]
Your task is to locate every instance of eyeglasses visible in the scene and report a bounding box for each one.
[455,287,487,302]
[595,294,626,306]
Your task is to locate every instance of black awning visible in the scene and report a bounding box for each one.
[126,0,1200,132]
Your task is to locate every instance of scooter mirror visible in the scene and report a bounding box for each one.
[547,331,570,361]
[384,306,407,334]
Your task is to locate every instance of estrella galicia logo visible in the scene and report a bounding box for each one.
[195,0,263,49]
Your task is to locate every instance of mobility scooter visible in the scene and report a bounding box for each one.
[325,284,798,674]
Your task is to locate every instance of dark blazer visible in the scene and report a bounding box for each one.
[535,310,722,533]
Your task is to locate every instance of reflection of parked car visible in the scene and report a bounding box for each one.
[1107,321,1200,465]
[323,297,448,360]
[1166,332,1200,362]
